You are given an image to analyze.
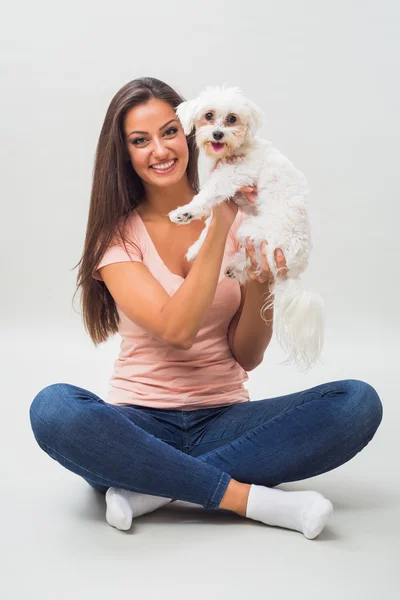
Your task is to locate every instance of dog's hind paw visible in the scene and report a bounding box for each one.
[224,266,237,279]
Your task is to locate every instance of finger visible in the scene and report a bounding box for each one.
[259,240,272,275]
[239,186,255,200]
[245,238,258,268]
[274,248,286,266]
[246,236,256,252]
[275,248,288,275]
[245,238,254,261]
[275,248,287,265]
[245,254,262,279]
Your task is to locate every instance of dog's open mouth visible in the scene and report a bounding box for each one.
[211,142,225,152]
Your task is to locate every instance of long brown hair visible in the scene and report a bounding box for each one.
[72,77,200,345]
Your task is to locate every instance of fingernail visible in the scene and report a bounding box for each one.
[277,249,283,256]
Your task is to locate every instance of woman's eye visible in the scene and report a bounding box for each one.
[131,127,177,146]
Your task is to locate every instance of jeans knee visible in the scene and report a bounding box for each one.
[345,379,383,440]
[361,380,383,433]
[29,383,70,443]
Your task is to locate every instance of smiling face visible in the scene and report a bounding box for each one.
[124,98,190,188]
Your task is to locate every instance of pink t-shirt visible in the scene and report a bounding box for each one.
[92,208,250,411]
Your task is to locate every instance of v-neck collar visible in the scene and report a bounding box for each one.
[134,208,187,281]
[133,208,228,284]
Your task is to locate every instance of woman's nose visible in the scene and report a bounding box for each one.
[152,139,169,158]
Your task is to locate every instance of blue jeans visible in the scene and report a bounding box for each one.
[29,379,383,510]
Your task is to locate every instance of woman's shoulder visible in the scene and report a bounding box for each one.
[113,207,143,240]
[92,209,144,281]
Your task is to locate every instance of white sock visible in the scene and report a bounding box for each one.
[105,487,173,531]
[245,485,334,540]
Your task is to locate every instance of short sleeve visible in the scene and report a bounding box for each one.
[92,239,143,281]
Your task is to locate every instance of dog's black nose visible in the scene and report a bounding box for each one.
[213,131,224,141]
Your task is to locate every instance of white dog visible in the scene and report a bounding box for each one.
[168,85,325,373]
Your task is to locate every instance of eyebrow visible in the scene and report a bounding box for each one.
[127,119,179,137]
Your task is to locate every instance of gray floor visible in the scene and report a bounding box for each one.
[2,326,398,599]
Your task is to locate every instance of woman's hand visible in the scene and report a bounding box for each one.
[239,186,258,204]
[211,185,258,233]
[213,182,286,283]
[211,199,239,232]
[243,238,288,285]
[235,184,288,283]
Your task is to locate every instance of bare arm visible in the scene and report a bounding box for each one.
[228,280,274,371]
[100,199,249,351]
[161,216,231,349]
[228,237,288,370]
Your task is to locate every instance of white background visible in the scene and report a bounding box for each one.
[1,1,399,598]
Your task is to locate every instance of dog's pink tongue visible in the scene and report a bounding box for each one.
[212,143,224,152]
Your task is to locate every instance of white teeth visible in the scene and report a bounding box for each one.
[151,159,175,170]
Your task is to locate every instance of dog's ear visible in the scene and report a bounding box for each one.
[176,99,202,135]
[247,100,264,134]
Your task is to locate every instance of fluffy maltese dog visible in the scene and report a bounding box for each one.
[168,84,325,373]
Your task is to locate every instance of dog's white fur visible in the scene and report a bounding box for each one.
[168,85,325,373]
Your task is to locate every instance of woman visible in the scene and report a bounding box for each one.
[29,77,383,539]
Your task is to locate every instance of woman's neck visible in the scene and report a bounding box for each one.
[138,177,196,222]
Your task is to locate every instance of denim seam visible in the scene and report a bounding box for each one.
[208,472,231,510]
[36,435,232,508]
[34,437,148,491]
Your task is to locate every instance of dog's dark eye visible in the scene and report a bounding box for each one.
[228,115,237,124]
[205,112,213,120]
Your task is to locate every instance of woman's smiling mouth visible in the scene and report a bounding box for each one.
[150,159,177,173]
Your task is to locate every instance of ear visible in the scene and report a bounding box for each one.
[176,98,202,135]
[247,100,264,134]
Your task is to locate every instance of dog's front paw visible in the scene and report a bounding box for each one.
[168,197,209,224]
[168,207,194,224]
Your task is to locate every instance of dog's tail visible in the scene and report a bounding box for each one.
[261,277,325,373]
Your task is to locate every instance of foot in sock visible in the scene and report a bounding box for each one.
[245,484,334,539]
[105,487,174,530]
